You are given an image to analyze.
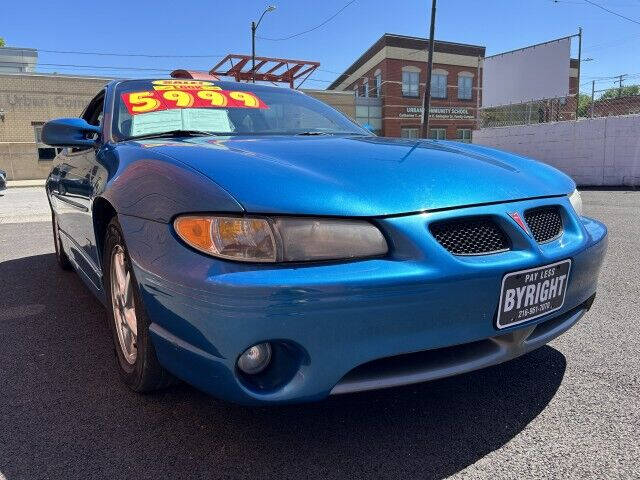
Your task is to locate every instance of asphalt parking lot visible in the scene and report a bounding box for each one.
[0,187,638,480]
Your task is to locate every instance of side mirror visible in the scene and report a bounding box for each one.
[42,118,101,148]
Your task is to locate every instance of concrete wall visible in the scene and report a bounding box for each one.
[473,115,640,186]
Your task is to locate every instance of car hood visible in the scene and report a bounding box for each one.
[128,135,575,217]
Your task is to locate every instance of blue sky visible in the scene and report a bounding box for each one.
[1,0,639,94]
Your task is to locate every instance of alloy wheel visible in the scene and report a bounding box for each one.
[110,245,138,365]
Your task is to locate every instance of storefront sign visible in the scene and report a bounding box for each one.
[0,93,89,110]
[399,106,474,119]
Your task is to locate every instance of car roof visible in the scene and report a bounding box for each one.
[108,78,303,94]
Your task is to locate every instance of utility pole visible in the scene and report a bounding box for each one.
[421,0,437,138]
[476,55,482,130]
[575,27,582,120]
[590,80,595,118]
[617,74,626,97]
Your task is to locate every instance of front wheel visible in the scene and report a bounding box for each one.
[103,217,174,392]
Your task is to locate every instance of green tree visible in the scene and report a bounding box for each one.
[0,38,5,48]
[600,85,640,99]
[577,93,591,118]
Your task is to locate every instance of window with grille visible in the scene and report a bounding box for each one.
[458,75,472,100]
[402,70,419,97]
[373,73,382,98]
[456,129,472,143]
[401,127,420,139]
[431,73,447,99]
[429,128,447,140]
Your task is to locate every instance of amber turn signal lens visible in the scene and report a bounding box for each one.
[174,216,214,252]
[174,215,277,262]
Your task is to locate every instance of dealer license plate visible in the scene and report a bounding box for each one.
[496,259,571,329]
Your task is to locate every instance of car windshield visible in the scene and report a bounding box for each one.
[112,79,368,141]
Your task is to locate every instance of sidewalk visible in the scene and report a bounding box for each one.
[0,185,51,224]
[6,179,46,188]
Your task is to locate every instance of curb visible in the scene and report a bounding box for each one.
[6,180,47,188]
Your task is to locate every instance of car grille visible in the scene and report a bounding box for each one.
[430,217,510,255]
[524,206,563,243]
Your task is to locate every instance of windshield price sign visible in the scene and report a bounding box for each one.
[122,85,268,115]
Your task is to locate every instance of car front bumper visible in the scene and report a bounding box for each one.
[121,196,607,405]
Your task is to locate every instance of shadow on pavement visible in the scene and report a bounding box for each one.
[0,253,567,480]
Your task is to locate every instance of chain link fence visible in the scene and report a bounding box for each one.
[479,97,576,128]
[478,82,640,128]
[582,93,640,118]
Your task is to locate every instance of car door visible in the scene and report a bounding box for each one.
[53,90,106,290]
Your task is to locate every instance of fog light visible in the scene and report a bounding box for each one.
[237,343,272,375]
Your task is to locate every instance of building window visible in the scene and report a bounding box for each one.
[355,104,382,135]
[456,129,472,143]
[362,79,369,98]
[401,127,420,139]
[402,69,420,97]
[429,128,447,140]
[374,71,382,98]
[458,74,473,100]
[33,123,61,161]
[431,71,447,99]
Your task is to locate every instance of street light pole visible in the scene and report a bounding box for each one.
[421,0,437,138]
[251,5,276,83]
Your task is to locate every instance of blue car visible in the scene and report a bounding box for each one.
[42,78,607,405]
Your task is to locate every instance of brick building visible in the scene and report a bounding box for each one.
[327,34,485,140]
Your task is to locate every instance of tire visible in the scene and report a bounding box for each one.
[103,217,174,392]
[52,212,72,271]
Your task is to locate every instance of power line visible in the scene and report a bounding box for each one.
[583,0,640,26]
[257,0,357,41]
[580,72,640,86]
[317,67,347,75]
[304,77,338,84]
[547,0,585,5]
[39,49,226,58]
[0,61,174,72]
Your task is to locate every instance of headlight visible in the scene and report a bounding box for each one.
[568,189,583,216]
[174,216,277,262]
[174,215,388,263]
